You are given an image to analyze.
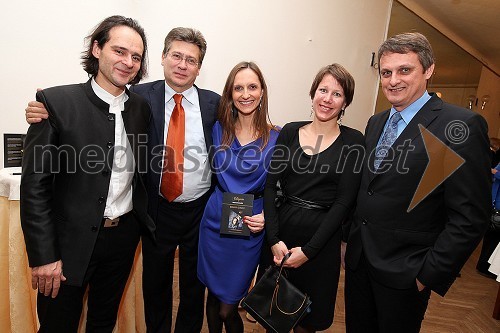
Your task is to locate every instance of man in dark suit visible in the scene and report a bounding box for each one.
[131,28,219,333]
[20,16,155,333]
[24,27,219,333]
[344,32,491,332]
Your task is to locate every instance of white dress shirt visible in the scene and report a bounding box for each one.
[162,83,211,202]
[91,78,134,219]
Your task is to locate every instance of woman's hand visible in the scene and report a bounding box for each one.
[244,212,265,233]
[271,241,289,264]
[280,247,308,268]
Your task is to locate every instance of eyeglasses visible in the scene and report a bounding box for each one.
[166,52,199,67]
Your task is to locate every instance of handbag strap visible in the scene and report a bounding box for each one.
[270,252,309,316]
[275,252,291,283]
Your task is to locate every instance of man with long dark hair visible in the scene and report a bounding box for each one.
[20,15,155,332]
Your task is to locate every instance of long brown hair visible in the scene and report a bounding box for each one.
[218,61,274,149]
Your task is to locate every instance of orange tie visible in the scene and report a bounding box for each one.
[161,94,185,201]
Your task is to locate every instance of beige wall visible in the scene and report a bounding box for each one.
[475,66,500,138]
[430,86,477,108]
[395,0,500,139]
[0,0,393,167]
[374,85,391,115]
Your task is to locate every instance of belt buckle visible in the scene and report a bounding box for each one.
[103,217,120,227]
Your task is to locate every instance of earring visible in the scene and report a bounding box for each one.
[232,105,238,118]
[310,105,314,117]
[337,109,345,125]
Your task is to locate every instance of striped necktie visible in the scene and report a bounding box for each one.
[374,112,402,170]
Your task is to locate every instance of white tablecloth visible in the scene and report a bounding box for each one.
[488,242,500,282]
[0,167,21,200]
[0,166,146,332]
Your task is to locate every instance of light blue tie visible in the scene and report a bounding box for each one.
[374,112,402,170]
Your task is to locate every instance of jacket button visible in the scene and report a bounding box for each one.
[98,196,105,204]
[107,142,113,149]
[108,115,115,121]
[362,219,368,225]
[367,189,373,196]
[91,225,98,232]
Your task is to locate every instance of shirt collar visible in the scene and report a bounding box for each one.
[91,78,128,113]
[389,91,431,125]
[164,82,197,106]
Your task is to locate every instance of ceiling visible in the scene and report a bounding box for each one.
[390,0,500,86]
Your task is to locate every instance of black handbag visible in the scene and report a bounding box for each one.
[491,208,500,231]
[241,253,312,333]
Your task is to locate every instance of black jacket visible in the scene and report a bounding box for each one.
[20,80,155,286]
[345,95,490,296]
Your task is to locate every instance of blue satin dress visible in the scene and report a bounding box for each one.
[197,121,279,304]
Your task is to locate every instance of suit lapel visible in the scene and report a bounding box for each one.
[146,83,215,151]
[149,81,166,146]
[366,110,390,182]
[366,110,390,154]
[196,85,215,150]
[368,95,442,182]
[391,102,439,155]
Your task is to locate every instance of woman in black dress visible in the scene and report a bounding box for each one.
[263,64,364,332]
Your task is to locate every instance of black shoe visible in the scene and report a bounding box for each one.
[476,269,497,279]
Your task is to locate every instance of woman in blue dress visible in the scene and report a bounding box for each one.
[197,61,279,332]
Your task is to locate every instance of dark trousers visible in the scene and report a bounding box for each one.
[142,194,208,333]
[37,213,140,333]
[344,254,431,333]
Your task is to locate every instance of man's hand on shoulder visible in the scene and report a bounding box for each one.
[25,88,48,124]
[31,259,66,298]
[25,100,48,124]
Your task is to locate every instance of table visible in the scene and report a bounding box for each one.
[0,167,146,332]
[488,242,500,319]
[0,167,37,332]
